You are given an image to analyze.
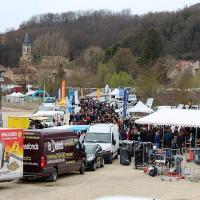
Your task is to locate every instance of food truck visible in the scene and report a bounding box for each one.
[0,129,24,182]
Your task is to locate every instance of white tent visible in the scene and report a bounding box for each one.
[11,92,24,97]
[128,101,153,113]
[6,92,24,103]
[25,90,35,96]
[110,88,119,96]
[135,109,200,127]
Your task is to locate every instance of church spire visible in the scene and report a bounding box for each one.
[21,32,32,62]
[23,32,31,45]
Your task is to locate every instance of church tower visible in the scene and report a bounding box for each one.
[20,32,32,62]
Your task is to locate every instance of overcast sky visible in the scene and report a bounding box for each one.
[0,0,199,32]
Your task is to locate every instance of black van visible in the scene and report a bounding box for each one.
[23,129,86,181]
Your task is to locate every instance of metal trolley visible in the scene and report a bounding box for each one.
[133,141,153,169]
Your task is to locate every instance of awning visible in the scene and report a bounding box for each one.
[135,109,200,127]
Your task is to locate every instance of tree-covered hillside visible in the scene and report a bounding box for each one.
[1,5,200,66]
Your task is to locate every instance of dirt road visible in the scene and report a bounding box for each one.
[0,159,200,200]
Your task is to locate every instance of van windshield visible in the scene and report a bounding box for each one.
[85,132,111,143]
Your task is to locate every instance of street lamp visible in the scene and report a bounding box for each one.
[0,70,5,127]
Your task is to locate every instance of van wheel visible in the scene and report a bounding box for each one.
[100,158,105,167]
[48,168,57,182]
[80,162,85,174]
[91,162,97,171]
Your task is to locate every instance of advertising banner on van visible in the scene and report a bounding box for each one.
[123,89,129,118]
[0,129,23,181]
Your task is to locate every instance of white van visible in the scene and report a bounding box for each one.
[85,124,120,164]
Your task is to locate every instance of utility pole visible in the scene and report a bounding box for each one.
[0,70,5,127]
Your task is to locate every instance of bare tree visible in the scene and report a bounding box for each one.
[78,46,105,73]
[32,32,69,57]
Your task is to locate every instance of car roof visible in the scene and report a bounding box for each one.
[88,123,117,133]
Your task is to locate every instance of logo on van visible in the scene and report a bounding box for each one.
[48,140,64,152]
[24,143,39,150]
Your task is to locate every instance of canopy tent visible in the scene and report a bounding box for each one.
[8,92,24,97]
[6,92,24,103]
[32,110,64,117]
[110,88,119,96]
[25,90,36,96]
[32,90,49,97]
[135,109,200,128]
[127,101,153,113]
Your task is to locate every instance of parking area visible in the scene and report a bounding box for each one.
[0,159,200,200]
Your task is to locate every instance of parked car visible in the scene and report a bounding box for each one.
[85,124,120,164]
[23,129,86,182]
[85,143,104,171]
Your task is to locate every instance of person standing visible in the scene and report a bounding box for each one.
[154,129,161,149]
[164,128,173,148]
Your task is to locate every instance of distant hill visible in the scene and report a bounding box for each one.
[1,5,200,67]
[189,3,200,10]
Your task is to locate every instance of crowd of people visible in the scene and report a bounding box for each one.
[125,126,199,149]
[70,99,199,150]
[69,99,121,125]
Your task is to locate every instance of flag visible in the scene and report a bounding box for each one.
[146,98,154,108]
[74,91,79,105]
[68,90,74,113]
[119,88,124,97]
[58,89,61,100]
[43,83,46,98]
[123,89,129,118]
[61,80,66,100]
[81,88,83,97]
[97,88,101,99]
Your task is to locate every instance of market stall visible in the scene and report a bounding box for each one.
[135,109,200,127]
[127,101,153,118]
[135,109,200,181]
[5,92,25,103]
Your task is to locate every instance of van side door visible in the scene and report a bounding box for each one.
[64,137,77,172]
[44,137,66,175]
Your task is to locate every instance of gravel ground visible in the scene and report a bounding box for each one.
[0,159,200,200]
